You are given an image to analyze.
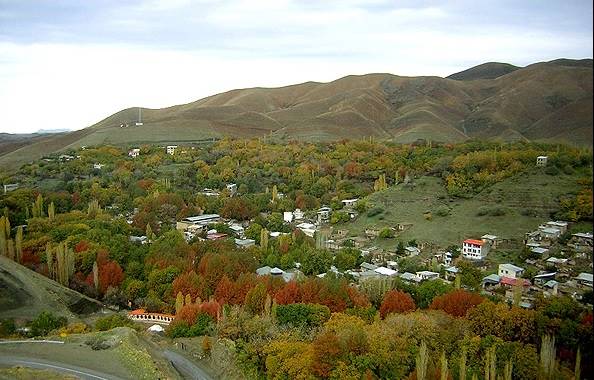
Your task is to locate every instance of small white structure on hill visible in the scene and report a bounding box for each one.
[536,156,548,166]
[166,145,178,155]
[128,148,140,158]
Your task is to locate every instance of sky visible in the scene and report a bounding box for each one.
[0,0,592,134]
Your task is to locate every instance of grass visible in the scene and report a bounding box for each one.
[0,367,78,380]
[344,168,587,249]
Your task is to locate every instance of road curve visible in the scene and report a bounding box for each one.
[0,354,126,380]
[163,350,214,380]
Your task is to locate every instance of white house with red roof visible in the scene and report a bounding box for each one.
[462,238,489,260]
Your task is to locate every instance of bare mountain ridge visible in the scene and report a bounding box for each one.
[0,58,591,170]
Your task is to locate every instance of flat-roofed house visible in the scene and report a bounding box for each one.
[462,239,489,260]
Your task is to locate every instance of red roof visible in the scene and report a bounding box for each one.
[129,309,146,315]
[207,233,228,240]
[128,309,175,318]
[500,277,531,287]
[464,239,484,246]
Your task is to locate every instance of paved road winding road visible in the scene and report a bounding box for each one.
[0,354,125,380]
[163,350,214,380]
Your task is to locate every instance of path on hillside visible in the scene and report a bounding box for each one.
[0,354,125,380]
[163,349,214,380]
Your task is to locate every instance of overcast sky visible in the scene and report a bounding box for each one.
[0,0,592,134]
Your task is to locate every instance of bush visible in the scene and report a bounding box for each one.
[95,314,135,331]
[58,322,89,335]
[275,303,331,327]
[378,228,394,239]
[0,319,16,338]
[544,165,560,176]
[166,313,214,338]
[29,311,67,337]
[476,206,507,216]
[367,207,383,217]
[435,206,450,217]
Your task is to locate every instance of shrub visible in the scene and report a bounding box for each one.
[435,206,450,217]
[95,314,135,331]
[58,322,89,335]
[29,311,67,337]
[0,319,16,338]
[275,303,331,327]
[367,207,383,217]
[166,313,214,338]
[476,205,507,216]
[378,228,394,239]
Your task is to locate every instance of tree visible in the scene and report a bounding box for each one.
[415,280,452,309]
[416,341,428,380]
[98,260,125,294]
[311,331,342,378]
[175,291,184,315]
[15,226,23,263]
[92,261,99,291]
[48,202,55,220]
[244,283,267,315]
[260,228,269,251]
[379,290,415,318]
[539,335,557,380]
[429,290,484,317]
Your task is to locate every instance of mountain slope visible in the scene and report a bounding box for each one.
[447,62,520,80]
[0,58,591,170]
[0,255,102,320]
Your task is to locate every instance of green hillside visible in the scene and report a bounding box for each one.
[345,168,588,248]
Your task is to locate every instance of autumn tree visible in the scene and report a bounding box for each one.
[311,331,343,377]
[429,290,484,317]
[379,290,416,319]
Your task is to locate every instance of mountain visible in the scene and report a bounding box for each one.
[446,62,520,80]
[0,58,591,170]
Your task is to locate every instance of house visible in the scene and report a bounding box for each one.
[444,266,459,281]
[405,246,421,256]
[293,209,304,220]
[3,183,18,194]
[498,263,524,279]
[400,272,422,284]
[228,224,245,237]
[341,198,359,208]
[360,262,378,271]
[128,148,140,158]
[531,247,549,255]
[538,226,562,240]
[256,266,299,282]
[128,309,174,325]
[543,280,559,296]
[129,235,148,245]
[569,232,593,255]
[296,222,316,238]
[374,266,398,277]
[166,145,178,155]
[545,221,568,234]
[182,214,221,227]
[317,206,332,223]
[93,163,104,170]
[575,272,593,288]
[481,234,499,249]
[533,272,556,286]
[500,276,531,288]
[396,222,413,232]
[482,274,501,289]
[546,257,568,266]
[365,228,380,238]
[416,271,440,281]
[536,156,548,166]
[235,238,255,249]
[226,183,237,195]
[199,188,220,197]
[207,232,227,240]
[283,212,293,223]
[462,239,489,260]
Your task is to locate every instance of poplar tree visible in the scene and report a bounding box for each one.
[260,228,269,251]
[92,261,99,291]
[175,292,184,314]
[15,226,23,263]
[415,341,428,380]
[48,202,55,220]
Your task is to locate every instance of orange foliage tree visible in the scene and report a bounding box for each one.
[379,290,416,319]
[428,289,484,317]
[98,260,124,294]
[172,271,207,303]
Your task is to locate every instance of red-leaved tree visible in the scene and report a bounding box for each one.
[379,290,416,319]
[429,289,484,317]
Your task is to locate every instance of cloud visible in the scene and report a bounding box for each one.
[0,0,591,133]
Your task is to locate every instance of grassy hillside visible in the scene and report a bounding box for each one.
[0,58,591,171]
[0,255,102,320]
[344,168,588,248]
